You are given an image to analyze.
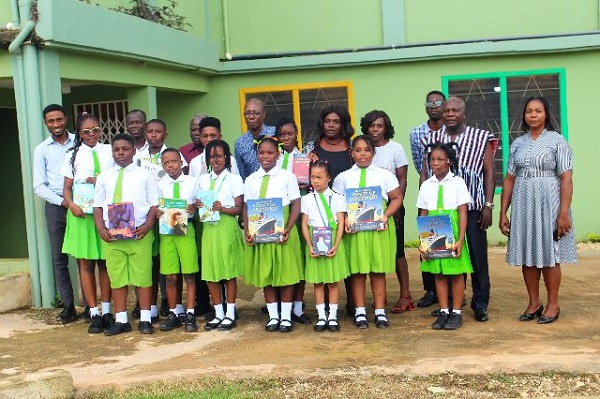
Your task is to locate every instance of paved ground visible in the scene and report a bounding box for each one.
[0,246,599,396]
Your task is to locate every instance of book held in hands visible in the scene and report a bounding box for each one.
[311,227,332,256]
[158,198,189,236]
[345,186,384,232]
[292,153,311,185]
[73,182,95,214]
[108,202,135,240]
[247,198,284,243]
[417,214,456,259]
[196,190,220,223]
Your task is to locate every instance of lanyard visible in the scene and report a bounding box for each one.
[314,192,337,229]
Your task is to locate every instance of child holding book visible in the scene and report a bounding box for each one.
[93,133,159,335]
[332,135,403,329]
[417,142,473,330]
[243,137,304,333]
[61,113,114,334]
[156,148,199,333]
[196,140,244,331]
[301,160,349,332]
[274,117,311,324]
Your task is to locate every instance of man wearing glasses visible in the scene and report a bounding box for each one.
[33,104,77,323]
[409,90,446,309]
[179,114,207,165]
[234,98,275,180]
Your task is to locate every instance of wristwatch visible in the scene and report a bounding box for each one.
[484,202,495,210]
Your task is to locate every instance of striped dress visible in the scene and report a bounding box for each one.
[505,130,577,267]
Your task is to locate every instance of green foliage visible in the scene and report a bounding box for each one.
[79,0,190,31]
[586,233,600,243]
[405,239,420,248]
[51,293,64,309]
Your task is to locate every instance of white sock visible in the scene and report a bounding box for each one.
[150,305,158,317]
[170,308,177,316]
[175,304,185,315]
[328,304,339,321]
[355,306,366,317]
[214,303,225,320]
[374,308,386,317]
[187,308,195,315]
[140,309,151,322]
[89,307,100,317]
[293,300,304,317]
[440,308,450,314]
[115,311,128,324]
[225,303,236,320]
[280,302,292,322]
[316,304,326,321]
[101,302,111,315]
[266,302,279,321]
[452,309,462,315]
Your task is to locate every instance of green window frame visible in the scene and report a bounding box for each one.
[442,68,568,193]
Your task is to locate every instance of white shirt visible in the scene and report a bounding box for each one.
[135,144,188,179]
[157,173,197,205]
[301,188,346,228]
[60,143,114,182]
[332,164,399,201]
[416,172,472,211]
[244,165,300,205]
[33,132,75,205]
[373,141,408,175]
[94,163,159,228]
[276,148,301,172]
[197,169,244,208]
[189,150,240,177]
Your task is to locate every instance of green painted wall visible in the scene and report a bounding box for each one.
[199,50,600,244]
[0,3,12,24]
[0,54,12,78]
[157,90,205,148]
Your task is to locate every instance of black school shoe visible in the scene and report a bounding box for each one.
[88,315,104,334]
[56,304,77,324]
[160,312,182,331]
[444,313,463,330]
[138,321,155,334]
[432,313,449,330]
[374,314,389,329]
[291,313,311,324]
[184,313,198,332]
[102,313,115,330]
[354,314,368,329]
[82,306,91,323]
[417,291,438,308]
[160,298,170,317]
[104,321,132,336]
[131,302,141,319]
[474,309,489,322]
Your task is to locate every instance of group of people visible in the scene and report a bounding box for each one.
[32,90,576,336]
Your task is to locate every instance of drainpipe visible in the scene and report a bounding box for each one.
[221,0,232,59]
[9,0,52,307]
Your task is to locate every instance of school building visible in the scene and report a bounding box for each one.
[0,0,598,307]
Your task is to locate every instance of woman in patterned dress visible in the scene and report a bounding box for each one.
[499,96,576,324]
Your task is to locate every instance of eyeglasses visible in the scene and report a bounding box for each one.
[425,100,444,108]
[244,111,263,117]
[80,127,101,135]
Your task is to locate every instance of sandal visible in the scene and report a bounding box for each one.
[390,294,415,313]
[354,314,368,329]
[375,314,389,329]
[203,317,222,331]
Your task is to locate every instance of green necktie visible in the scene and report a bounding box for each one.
[282,152,290,170]
[173,181,180,199]
[113,167,124,203]
[209,176,216,190]
[151,152,160,164]
[359,167,367,188]
[92,150,101,176]
[259,175,270,199]
[437,184,444,211]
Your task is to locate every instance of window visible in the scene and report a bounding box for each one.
[74,100,128,144]
[443,69,566,190]
[239,82,353,149]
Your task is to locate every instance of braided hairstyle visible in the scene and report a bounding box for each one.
[68,112,100,175]
[426,141,460,174]
[204,139,233,172]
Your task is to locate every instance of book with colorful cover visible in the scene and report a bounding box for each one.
[312,227,332,256]
[292,153,311,184]
[247,198,284,243]
[137,157,166,178]
[345,186,384,232]
[196,190,220,223]
[108,202,135,240]
[417,214,456,260]
[73,183,95,214]
[158,198,189,235]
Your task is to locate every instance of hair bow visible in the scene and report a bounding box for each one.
[252,135,265,148]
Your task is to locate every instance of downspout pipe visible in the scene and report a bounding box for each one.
[8,19,36,54]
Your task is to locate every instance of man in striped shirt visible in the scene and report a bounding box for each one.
[420,96,497,322]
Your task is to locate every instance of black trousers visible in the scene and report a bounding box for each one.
[45,202,74,306]
[466,210,490,312]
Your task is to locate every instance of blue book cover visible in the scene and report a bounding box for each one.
[73,183,95,214]
[158,198,189,235]
[311,227,332,256]
[417,214,456,259]
[196,190,220,223]
[108,202,135,240]
[345,186,384,232]
[247,198,284,244]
